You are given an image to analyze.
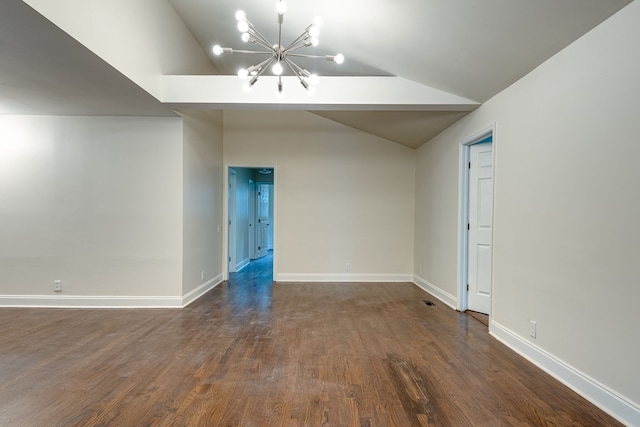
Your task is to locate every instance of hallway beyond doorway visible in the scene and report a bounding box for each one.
[229,250,273,286]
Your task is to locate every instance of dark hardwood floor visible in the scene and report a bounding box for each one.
[465,310,489,327]
[0,254,622,426]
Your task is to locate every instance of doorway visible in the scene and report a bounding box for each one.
[226,166,275,280]
[458,124,495,316]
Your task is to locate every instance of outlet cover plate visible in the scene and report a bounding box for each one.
[529,320,537,338]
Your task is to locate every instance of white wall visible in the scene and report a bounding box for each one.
[414,2,640,421]
[224,110,415,281]
[413,133,460,301]
[181,110,224,297]
[0,116,183,301]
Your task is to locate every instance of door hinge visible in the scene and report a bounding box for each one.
[466,283,469,292]
[228,256,231,262]
[468,161,471,169]
[467,223,470,231]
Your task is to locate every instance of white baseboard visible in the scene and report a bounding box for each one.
[0,294,182,308]
[182,274,223,307]
[0,274,224,309]
[275,273,413,282]
[412,275,457,309]
[235,258,250,272]
[490,321,640,427]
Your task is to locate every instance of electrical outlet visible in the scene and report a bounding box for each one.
[529,320,537,339]
[53,280,62,292]
[345,262,351,272]
[201,271,205,281]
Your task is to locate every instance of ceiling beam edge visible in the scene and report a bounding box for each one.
[161,75,481,111]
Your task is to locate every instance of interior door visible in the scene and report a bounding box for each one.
[256,183,270,258]
[468,142,493,314]
[248,180,257,260]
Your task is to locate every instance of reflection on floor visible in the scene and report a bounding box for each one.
[226,251,273,310]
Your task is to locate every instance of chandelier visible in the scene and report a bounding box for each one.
[212,1,344,95]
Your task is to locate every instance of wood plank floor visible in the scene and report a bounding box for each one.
[0,254,622,426]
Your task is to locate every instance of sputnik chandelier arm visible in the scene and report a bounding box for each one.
[212,0,344,95]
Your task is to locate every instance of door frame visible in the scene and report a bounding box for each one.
[223,164,277,280]
[457,123,496,313]
[228,168,237,274]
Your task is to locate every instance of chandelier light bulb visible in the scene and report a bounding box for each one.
[308,73,319,85]
[276,1,287,16]
[237,20,249,33]
[313,16,323,28]
[212,45,223,55]
[308,25,320,38]
[238,68,249,79]
[335,54,344,64]
[241,32,250,42]
[235,10,246,21]
[311,37,319,47]
[272,62,283,76]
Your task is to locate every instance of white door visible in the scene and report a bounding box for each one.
[248,180,257,259]
[256,183,270,258]
[468,142,493,314]
[267,184,274,250]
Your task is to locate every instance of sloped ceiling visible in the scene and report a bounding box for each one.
[0,0,175,117]
[170,0,631,103]
[311,111,470,149]
[0,0,632,147]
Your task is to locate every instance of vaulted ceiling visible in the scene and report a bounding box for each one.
[0,0,632,148]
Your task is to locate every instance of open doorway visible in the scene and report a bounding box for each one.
[226,166,275,281]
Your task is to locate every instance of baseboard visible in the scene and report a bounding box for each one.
[275,273,413,282]
[0,274,225,309]
[0,294,182,308]
[235,258,250,272]
[490,321,640,426]
[412,275,457,309]
[182,274,223,307]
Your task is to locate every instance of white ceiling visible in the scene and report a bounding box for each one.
[171,0,631,102]
[0,0,632,147]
